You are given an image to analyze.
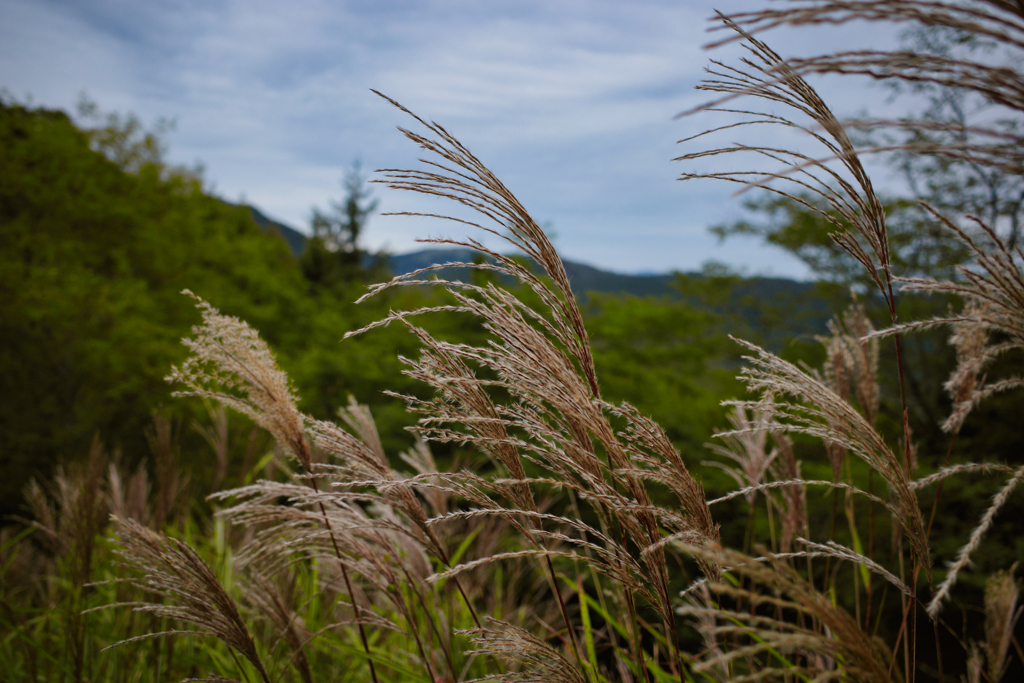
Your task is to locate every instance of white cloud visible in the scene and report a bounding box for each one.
[0,0,908,277]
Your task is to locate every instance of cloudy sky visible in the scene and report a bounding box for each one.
[0,0,908,278]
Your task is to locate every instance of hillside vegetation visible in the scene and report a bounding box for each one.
[0,99,748,517]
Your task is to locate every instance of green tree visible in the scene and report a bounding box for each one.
[583,293,740,452]
[301,163,384,286]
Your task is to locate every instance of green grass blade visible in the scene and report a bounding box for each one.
[0,613,76,677]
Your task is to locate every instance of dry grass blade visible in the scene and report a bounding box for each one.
[834,299,880,427]
[820,326,852,482]
[813,298,879,514]
[796,538,913,598]
[366,90,600,399]
[678,14,892,298]
[705,404,777,507]
[677,582,728,682]
[214,474,458,680]
[708,1,1024,47]
[708,478,891,511]
[427,509,655,604]
[170,293,382,681]
[704,2,1024,188]
[458,618,586,683]
[19,438,108,682]
[770,434,807,555]
[21,437,108,573]
[943,299,993,433]
[613,401,721,581]
[676,543,898,683]
[309,399,485,633]
[927,465,1024,617]
[833,118,1024,179]
[706,2,1024,94]
[911,462,1016,490]
[369,295,706,664]
[727,338,929,567]
[358,99,717,563]
[106,458,153,528]
[349,95,727,675]
[868,204,1024,431]
[104,516,271,683]
[781,49,1024,114]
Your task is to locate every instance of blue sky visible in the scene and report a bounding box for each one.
[0,0,908,277]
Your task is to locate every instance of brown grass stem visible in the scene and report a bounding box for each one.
[398,560,457,681]
[926,431,961,542]
[543,554,586,678]
[867,469,875,630]
[308,478,380,683]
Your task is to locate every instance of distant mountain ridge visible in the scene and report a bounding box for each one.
[386,248,683,299]
[246,205,817,305]
[388,249,831,340]
[248,205,307,256]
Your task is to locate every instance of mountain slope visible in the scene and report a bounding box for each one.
[249,219,820,305]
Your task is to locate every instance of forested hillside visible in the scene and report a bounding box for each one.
[0,101,436,516]
[0,99,755,518]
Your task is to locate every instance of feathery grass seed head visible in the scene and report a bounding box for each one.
[169,292,310,469]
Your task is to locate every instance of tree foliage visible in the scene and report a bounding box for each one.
[0,99,415,514]
[301,163,386,287]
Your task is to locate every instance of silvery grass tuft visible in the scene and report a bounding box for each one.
[983,565,1022,683]
[351,91,724,677]
[99,2,1024,681]
[459,618,586,683]
[168,292,384,683]
[678,3,1024,678]
[676,542,909,683]
[101,517,272,683]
